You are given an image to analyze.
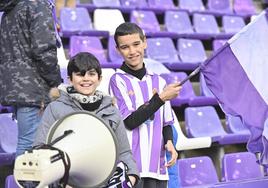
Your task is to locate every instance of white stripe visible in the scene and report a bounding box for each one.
[230,11,268,104]
[114,74,135,113]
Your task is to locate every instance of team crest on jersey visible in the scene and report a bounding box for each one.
[128,90,134,96]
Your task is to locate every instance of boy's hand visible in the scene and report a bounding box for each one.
[165,140,178,167]
[128,175,136,187]
[159,83,182,102]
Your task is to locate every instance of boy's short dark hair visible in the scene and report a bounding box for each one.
[114,22,145,46]
[67,52,102,80]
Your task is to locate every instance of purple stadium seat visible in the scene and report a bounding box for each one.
[212,39,228,52]
[222,152,263,181]
[5,175,19,188]
[146,37,179,63]
[233,0,256,17]
[185,106,250,145]
[0,113,17,166]
[108,36,124,63]
[0,105,13,113]
[69,36,121,68]
[120,0,148,12]
[222,15,246,34]
[193,13,232,39]
[76,0,96,11]
[60,68,68,84]
[179,0,206,13]
[177,38,207,70]
[60,8,109,38]
[130,10,173,37]
[207,0,233,16]
[177,156,219,187]
[93,0,120,7]
[160,72,217,106]
[226,115,251,135]
[164,10,195,38]
[147,0,176,13]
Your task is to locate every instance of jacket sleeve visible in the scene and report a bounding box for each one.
[29,1,61,88]
[34,104,57,146]
[115,116,140,179]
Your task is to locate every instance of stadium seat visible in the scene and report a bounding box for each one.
[207,0,233,16]
[92,0,121,8]
[5,175,19,188]
[147,0,176,13]
[0,105,13,113]
[225,115,251,135]
[221,152,263,181]
[212,39,228,52]
[177,156,219,187]
[0,113,17,166]
[233,0,256,17]
[222,15,246,34]
[193,13,232,39]
[179,0,206,12]
[119,0,148,12]
[177,38,207,70]
[160,72,217,106]
[164,10,198,38]
[93,9,125,35]
[185,106,250,145]
[69,36,121,68]
[59,7,108,38]
[108,36,124,63]
[130,10,173,37]
[60,68,68,84]
[146,37,179,63]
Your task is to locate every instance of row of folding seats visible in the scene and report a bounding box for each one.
[59,7,246,39]
[177,152,268,187]
[76,0,257,17]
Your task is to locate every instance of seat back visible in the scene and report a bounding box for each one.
[108,36,124,63]
[212,39,228,52]
[69,36,107,63]
[120,0,148,8]
[222,152,263,181]
[185,106,226,138]
[165,10,194,34]
[222,15,246,34]
[60,7,93,36]
[233,0,256,15]
[207,0,233,14]
[93,9,125,35]
[178,156,219,186]
[178,38,207,63]
[130,10,160,33]
[147,0,175,9]
[193,13,220,34]
[226,115,250,134]
[179,0,206,12]
[146,37,179,62]
[93,0,120,7]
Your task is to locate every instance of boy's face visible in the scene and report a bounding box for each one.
[69,69,102,96]
[116,33,147,70]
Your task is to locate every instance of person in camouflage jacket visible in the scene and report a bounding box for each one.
[0,0,62,156]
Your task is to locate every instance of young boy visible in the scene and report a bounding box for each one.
[34,52,139,187]
[109,22,182,188]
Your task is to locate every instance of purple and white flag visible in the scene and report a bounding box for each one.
[201,10,268,166]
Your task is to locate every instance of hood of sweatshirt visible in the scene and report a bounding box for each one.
[0,0,20,12]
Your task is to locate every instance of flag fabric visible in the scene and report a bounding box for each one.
[201,9,268,166]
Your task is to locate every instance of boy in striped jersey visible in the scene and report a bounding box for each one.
[109,22,182,188]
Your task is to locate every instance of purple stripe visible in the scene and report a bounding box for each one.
[149,75,164,172]
[119,74,137,109]
[132,128,142,172]
[201,44,268,153]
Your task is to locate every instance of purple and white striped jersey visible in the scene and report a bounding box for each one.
[109,69,174,180]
